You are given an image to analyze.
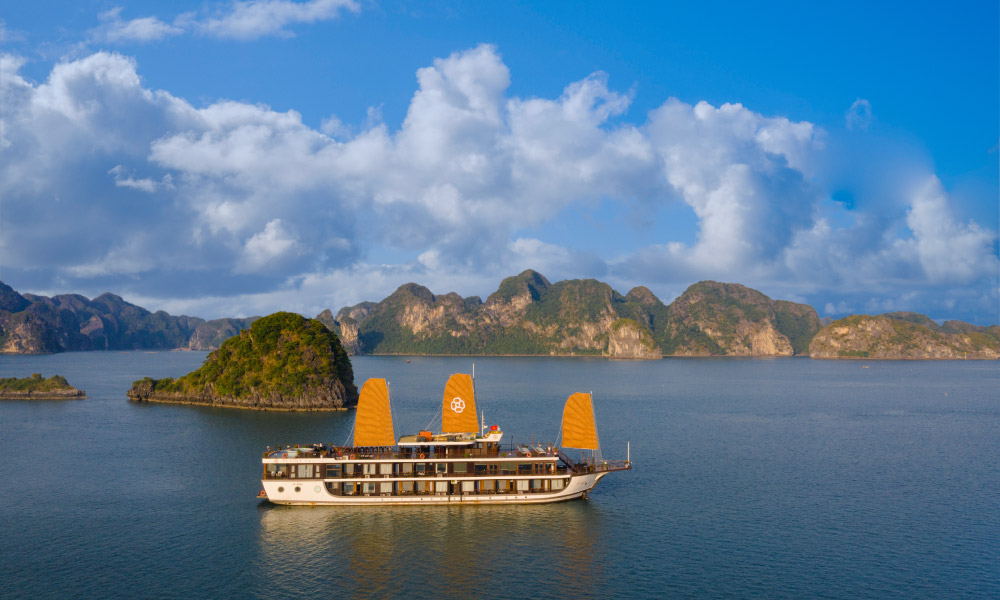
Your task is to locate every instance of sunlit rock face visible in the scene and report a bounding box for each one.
[809,314,1000,360]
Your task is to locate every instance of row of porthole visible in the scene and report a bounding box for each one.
[275,486,322,493]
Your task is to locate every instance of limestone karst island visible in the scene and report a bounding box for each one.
[2,273,998,362]
[0,374,86,400]
[127,312,358,411]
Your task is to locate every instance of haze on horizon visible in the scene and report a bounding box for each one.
[1,1,997,324]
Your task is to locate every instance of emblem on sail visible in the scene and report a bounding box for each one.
[442,373,476,433]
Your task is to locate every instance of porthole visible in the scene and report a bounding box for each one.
[277,486,285,493]
[294,486,301,492]
[314,486,321,493]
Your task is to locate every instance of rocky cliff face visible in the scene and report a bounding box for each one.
[127,312,358,410]
[809,315,1000,359]
[607,319,662,359]
[660,281,816,356]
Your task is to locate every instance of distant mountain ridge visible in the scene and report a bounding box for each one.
[0,281,256,354]
[319,271,998,359]
[321,271,822,358]
[4,276,996,360]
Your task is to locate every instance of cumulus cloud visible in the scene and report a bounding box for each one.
[237,219,303,273]
[1,45,996,323]
[903,176,997,283]
[93,7,183,44]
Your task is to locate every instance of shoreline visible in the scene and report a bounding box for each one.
[128,395,352,411]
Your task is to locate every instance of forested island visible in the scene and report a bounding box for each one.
[127,312,358,410]
[0,374,86,400]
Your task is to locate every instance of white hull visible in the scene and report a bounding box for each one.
[262,472,608,506]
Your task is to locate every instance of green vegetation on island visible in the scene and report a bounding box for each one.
[809,314,1000,359]
[127,312,358,410]
[0,373,85,399]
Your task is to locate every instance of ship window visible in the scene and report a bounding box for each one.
[453,462,468,473]
[434,481,447,494]
[518,463,532,472]
[516,480,529,491]
[436,463,447,474]
[365,483,376,494]
[500,462,516,474]
[296,464,314,478]
[401,462,413,474]
[363,463,377,475]
[379,463,392,475]
[326,464,341,477]
[531,479,543,490]
[415,463,426,474]
[461,481,474,492]
[344,463,355,475]
[343,482,356,495]
[551,479,565,490]
[380,482,392,495]
[399,481,414,494]
[277,486,284,493]
[294,486,301,493]
[474,464,487,474]
[326,482,340,493]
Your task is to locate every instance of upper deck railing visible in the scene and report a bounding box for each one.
[263,442,562,461]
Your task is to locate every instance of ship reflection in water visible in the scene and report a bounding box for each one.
[257,503,606,597]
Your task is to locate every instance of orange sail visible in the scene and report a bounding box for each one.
[353,378,395,447]
[561,392,599,450]
[442,373,477,433]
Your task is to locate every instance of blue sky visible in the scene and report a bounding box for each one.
[1,1,998,324]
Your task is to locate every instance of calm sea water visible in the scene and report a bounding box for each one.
[1,352,997,599]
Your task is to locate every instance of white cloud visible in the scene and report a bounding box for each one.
[237,218,302,272]
[108,164,158,192]
[194,0,359,40]
[94,8,183,44]
[903,176,997,283]
[845,98,873,132]
[1,46,996,323]
[87,1,358,45]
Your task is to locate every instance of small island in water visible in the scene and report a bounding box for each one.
[0,373,86,400]
[127,312,358,411]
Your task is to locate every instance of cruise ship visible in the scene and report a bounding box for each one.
[259,374,631,505]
